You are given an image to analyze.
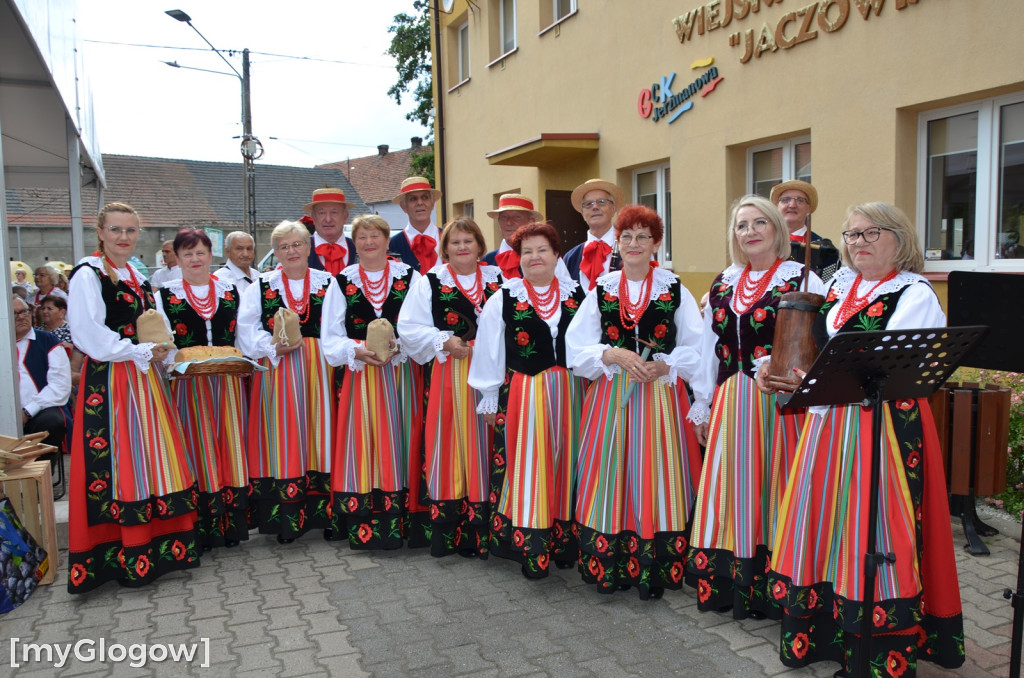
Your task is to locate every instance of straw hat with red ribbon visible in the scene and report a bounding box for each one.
[304,187,355,213]
[486,194,543,222]
[392,176,442,204]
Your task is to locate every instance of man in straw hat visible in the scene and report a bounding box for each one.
[481,193,546,279]
[304,187,357,276]
[769,179,839,279]
[388,176,442,273]
[564,178,627,290]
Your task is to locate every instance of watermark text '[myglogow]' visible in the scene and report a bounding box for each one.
[10,637,210,669]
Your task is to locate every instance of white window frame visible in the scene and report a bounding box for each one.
[500,0,517,55]
[916,92,1024,273]
[745,135,812,198]
[553,0,577,22]
[633,163,673,269]
[457,22,470,83]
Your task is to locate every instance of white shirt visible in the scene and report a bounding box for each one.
[150,265,182,290]
[397,263,502,365]
[17,328,72,416]
[68,257,165,372]
[312,232,351,269]
[214,261,260,294]
[320,262,420,371]
[577,229,618,291]
[402,223,441,254]
[236,268,335,367]
[467,271,579,414]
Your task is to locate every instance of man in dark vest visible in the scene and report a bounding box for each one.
[305,187,357,275]
[13,295,71,452]
[770,179,840,280]
[563,178,626,290]
[482,194,544,279]
[388,176,442,273]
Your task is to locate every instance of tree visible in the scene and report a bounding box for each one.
[386,0,433,135]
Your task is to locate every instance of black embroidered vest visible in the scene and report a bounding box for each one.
[501,285,584,375]
[337,266,415,340]
[159,285,240,348]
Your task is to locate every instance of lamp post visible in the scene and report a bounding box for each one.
[165,9,260,245]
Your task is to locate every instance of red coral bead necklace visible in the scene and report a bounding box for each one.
[733,258,783,314]
[618,264,654,331]
[359,261,391,311]
[448,263,484,313]
[183,275,217,320]
[524,277,560,319]
[832,269,898,329]
[283,269,312,324]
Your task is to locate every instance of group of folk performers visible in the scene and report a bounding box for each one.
[63,187,964,677]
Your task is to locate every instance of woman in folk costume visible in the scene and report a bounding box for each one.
[566,204,707,600]
[155,228,248,550]
[322,215,425,549]
[397,217,502,558]
[468,222,585,579]
[763,203,964,676]
[686,195,824,618]
[66,202,200,593]
[237,220,334,544]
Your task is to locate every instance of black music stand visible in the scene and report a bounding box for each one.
[948,271,1024,678]
[777,325,987,678]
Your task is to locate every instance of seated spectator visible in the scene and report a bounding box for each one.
[13,296,71,454]
[35,295,72,344]
[31,265,67,307]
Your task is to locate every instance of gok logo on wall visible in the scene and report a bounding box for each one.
[637,57,723,124]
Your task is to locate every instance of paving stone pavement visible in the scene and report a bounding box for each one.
[0,491,1019,677]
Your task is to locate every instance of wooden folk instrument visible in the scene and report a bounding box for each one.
[766,217,825,391]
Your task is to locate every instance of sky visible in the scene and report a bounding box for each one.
[78,1,430,168]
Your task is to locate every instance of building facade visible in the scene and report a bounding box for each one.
[431,0,1024,301]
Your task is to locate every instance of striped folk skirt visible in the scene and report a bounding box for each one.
[423,354,492,557]
[330,357,424,550]
[488,367,581,577]
[688,371,802,618]
[574,372,701,598]
[172,373,249,548]
[68,358,200,593]
[768,398,965,676]
[247,337,334,540]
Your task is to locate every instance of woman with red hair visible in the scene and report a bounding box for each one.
[566,204,708,600]
[468,222,586,579]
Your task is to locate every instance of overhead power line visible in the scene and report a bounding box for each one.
[83,39,392,68]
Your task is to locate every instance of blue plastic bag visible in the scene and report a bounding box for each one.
[0,498,48,613]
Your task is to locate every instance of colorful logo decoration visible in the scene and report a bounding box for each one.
[637,57,723,124]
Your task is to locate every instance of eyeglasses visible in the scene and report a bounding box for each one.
[13,309,31,318]
[841,226,887,244]
[735,218,771,234]
[618,232,653,245]
[582,198,614,209]
[778,196,809,206]
[105,225,139,237]
[276,241,308,253]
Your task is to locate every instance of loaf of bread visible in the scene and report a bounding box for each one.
[175,345,244,362]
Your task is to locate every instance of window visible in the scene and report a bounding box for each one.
[553,0,577,22]
[747,136,811,198]
[634,164,672,267]
[457,23,470,83]
[918,94,1024,269]
[500,0,517,55]
[459,201,474,218]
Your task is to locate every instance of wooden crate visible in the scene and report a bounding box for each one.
[0,461,58,585]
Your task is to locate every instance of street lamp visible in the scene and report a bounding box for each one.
[165,9,261,244]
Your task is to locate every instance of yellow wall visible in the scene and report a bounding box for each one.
[432,0,1024,300]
